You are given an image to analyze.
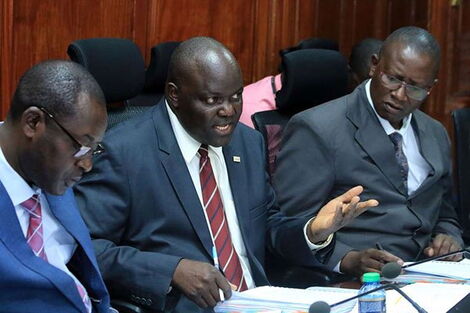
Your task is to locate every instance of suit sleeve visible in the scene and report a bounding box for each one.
[272,113,355,268]
[74,142,181,312]
[251,125,332,268]
[431,127,464,245]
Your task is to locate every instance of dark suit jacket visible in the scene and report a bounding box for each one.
[273,82,463,269]
[74,99,319,313]
[0,183,110,313]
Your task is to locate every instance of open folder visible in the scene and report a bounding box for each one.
[214,286,358,313]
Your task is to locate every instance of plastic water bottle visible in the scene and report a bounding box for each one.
[358,272,386,313]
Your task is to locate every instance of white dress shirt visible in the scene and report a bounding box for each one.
[365,79,431,195]
[166,102,256,288]
[0,143,81,286]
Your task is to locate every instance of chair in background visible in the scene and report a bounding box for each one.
[252,48,349,177]
[128,41,181,107]
[67,38,149,129]
[253,48,351,288]
[452,107,470,244]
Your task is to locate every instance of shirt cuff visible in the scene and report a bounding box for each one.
[303,217,334,251]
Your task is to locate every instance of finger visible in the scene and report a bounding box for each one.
[192,294,210,309]
[431,234,445,251]
[215,272,232,300]
[371,249,403,263]
[199,287,218,308]
[207,279,222,304]
[436,238,452,257]
[423,246,434,257]
[355,199,379,212]
[363,266,382,274]
[362,257,386,272]
[337,185,363,203]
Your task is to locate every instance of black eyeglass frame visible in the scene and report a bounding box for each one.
[38,106,105,158]
[379,71,432,101]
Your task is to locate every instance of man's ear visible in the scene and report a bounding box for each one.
[21,107,45,139]
[166,82,179,108]
[369,54,379,77]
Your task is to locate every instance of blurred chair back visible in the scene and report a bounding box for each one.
[128,41,181,108]
[276,49,348,115]
[67,38,148,129]
[452,107,470,243]
[252,110,289,177]
[253,49,349,177]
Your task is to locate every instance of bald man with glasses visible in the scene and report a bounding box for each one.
[273,26,463,278]
[0,60,113,313]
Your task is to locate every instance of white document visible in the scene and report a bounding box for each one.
[404,258,470,279]
[386,283,470,313]
[215,285,358,313]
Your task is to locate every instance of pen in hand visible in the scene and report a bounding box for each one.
[376,242,384,251]
[212,246,225,302]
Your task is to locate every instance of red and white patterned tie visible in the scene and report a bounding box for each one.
[21,194,47,260]
[199,145,248,291]
[21,194,92,313]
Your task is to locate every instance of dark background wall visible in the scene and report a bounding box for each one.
[1,0,469,132]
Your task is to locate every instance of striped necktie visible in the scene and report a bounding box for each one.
[21,194,47,260]
[198,144,248,291]
[21,194,93,313]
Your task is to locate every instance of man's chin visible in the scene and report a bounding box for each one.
[45,183,68,196]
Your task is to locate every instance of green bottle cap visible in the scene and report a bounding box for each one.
[362,272,381,283]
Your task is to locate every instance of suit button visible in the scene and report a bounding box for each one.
[147,299,153,306]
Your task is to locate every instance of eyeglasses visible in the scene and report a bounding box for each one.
[38,106,105,158]
[379,72,431,101]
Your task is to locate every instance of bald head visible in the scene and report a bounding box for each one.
[166,37,243,147]
[380,26,440,76]
[9,60,105,122]
[167,36,241,88]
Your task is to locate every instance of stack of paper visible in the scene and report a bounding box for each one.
[215,286,358,313]
[386,283,470,313]
[404,258,470,280]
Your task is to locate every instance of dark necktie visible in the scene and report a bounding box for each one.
[389,132,409,193]
[198,144,248,291]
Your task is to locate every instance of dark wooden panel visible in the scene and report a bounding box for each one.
[0,0,465,135]
[314,0,342,41]
[146,0,257,84]
[0,0,14,118]
[455,1,470,94]
[1,0,139,118]
[389,0,415,31]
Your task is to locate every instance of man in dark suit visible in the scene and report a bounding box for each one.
[75,37,378,313]
[0,60,111,312]
[273,26,464,278]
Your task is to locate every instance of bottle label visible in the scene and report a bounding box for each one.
[359,298,386,313]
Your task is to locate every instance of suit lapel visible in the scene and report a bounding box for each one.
[155,101,213,257]
[222,137,250,239]
[346,85,408,196]
[0,183,85,312]
[410,113,438,196]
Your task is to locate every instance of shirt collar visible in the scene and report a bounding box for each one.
[0,143,38,206]
[365,79,412,136]
[165,100,224,163]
